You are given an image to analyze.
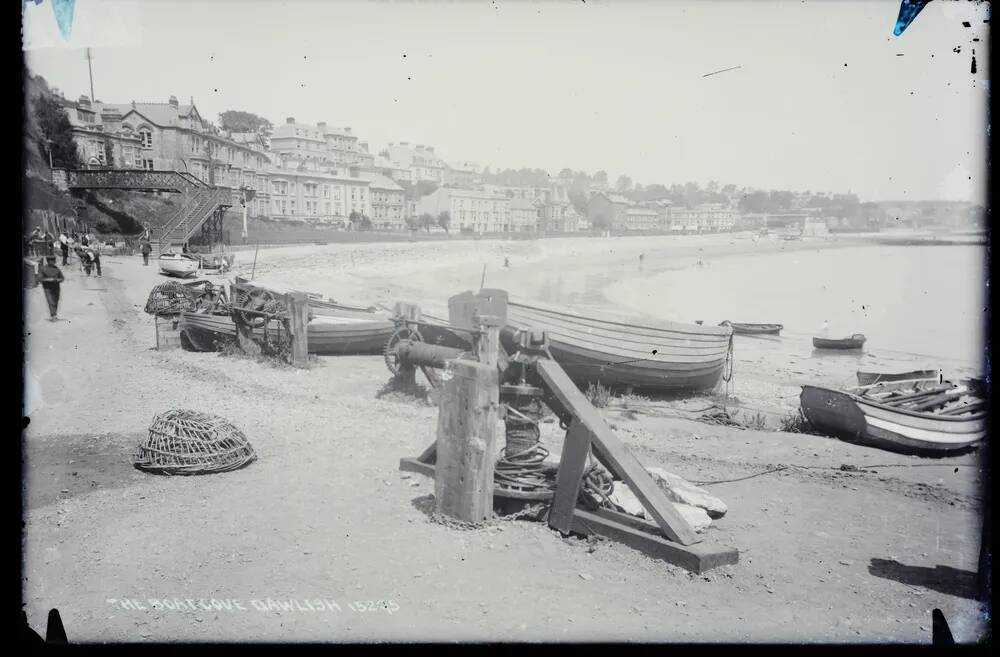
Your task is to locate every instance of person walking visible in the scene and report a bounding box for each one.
[140,238,152,266]
[38,256,65,321]
[91,244,102,277]
[58,232,70,265]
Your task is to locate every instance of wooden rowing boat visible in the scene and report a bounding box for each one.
[856,369,939,386]
[159,253,200,278]
[501,299,733,393]
[178,311,394,355]
[812,334,866,350]
[233,277,386,319]
[800,379,986,455]
[719,321,783,336]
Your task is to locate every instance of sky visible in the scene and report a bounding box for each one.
[23,0,990,203]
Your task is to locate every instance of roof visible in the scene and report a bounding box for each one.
[360,172,404,191]
[509,198,537,211]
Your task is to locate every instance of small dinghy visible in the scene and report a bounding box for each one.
[159,252,200,278]
[800,378,986,455]
[856,369,939,386]
[813,334,866,350]
[720,321,783,336]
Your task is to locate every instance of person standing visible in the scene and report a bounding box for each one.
[58,232,70,265]
[140,238,152,266]
[90,244,102,277]
[38,256,65,321]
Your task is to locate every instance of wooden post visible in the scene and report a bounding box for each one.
[474,314,502,366]
[433,358,499,523]
[288,291,309,368]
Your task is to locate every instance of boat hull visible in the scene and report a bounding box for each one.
[799,385,985,456]
[159,257,199,278]
[856,370,938,386]
[813,336,866,350]
[179,312,394,356]
[502,301,732,393]
[726,323,783,336]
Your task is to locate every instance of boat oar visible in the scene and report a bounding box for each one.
[939,400,988,416]
[881,384,953,406]
[907,390,966,413]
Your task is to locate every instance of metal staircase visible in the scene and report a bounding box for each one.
[156,187,233,252]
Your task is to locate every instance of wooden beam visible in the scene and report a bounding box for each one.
[571,509,738,573]
[288,291,309,368]
[536,358,699,546]
[399,458,435,478]
[548,418,594,534]
[475,314,502,367]
[433,359,499,523]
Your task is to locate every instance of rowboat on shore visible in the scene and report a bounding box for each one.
[159,253,200,278]
[719,321,783,336]
[856,369,939,386]
[233,276,382,319]
[799,379,986,456]
[501,299,734,393]
[812,334,866,350]
[178,311,394,355]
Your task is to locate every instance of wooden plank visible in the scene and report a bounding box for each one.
[571,509,738,574]
[548,418,595,534]
[434,359,499,523]
[289,291,309,368]
[416,441,437,463]
[908,390,965,412]
[536,358,700,546]
[399,458,435,478]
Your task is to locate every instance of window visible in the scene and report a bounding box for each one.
[142,159,155,170]
[290,200,296,214]
[139,129,153,149]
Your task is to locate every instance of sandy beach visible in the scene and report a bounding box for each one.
[22,234,988,642]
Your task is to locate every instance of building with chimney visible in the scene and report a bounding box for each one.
[361,172,406,230]
[384,142,448,183]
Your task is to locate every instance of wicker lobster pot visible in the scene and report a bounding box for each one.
[134,409,257,475]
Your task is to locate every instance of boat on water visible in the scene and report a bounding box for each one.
[813,334,866,350]
[178,311,394,355]
[856,369,939,386]
[501,299,733,393]
[800,379,986,456]
[159,252,200,278]
[720,321,783,336]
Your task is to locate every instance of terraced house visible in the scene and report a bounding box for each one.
[263,156,371,226]
[416,187,510,234]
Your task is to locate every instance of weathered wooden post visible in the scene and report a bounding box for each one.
[433,316,501,523]
[288,291,309,368]
[232,283,261,357]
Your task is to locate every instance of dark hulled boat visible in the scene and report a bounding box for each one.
[813,334,866,350]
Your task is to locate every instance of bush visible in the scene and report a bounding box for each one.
[585,382,612,408]
[779,408,812,433]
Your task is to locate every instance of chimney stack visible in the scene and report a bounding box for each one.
[168,95,179,108]
[317,121,326,131]
[345,127,352,135]
[78,94,91,107]
[286,117,295,124]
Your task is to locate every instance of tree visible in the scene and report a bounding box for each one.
[348,210,362,230]
[34,93,80,169]
[437,211,451,233]
[418,212,436,232]
[558,168,573,180]
[593,170,608,186]
[218,110,273,134]
[615,175,633,192]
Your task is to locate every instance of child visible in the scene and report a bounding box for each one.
[38,256,65,321]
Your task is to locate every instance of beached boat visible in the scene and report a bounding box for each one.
[812,334,866,350]
[856,369,939,386]
[720,321,783,336]
[800,379,986,455]
[178,311,394,355]
[233,277,382,319]
[501,300,733,393]
[159,253,200,278]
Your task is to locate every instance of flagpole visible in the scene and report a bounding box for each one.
[86,48,95,101]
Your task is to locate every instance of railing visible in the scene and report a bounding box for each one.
[158,188,232,247]
[65,169,207,193]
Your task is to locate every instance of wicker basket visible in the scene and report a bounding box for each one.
[134,409,257,475]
